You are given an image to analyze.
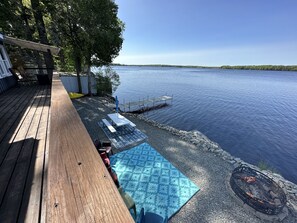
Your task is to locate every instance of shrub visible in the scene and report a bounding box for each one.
[95,66,120,96]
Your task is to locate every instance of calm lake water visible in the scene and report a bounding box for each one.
[112,66,297,184]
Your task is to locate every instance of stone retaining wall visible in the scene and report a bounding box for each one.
[133,114,297,218]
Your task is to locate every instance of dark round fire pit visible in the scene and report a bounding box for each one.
[230,165,287,215]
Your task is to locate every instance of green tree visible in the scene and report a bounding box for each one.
[96,66,120,96]
[47,0,84,91]
[80,0,124,95]
[30,0,55,79]
[81,0,123,95]
[0,0,54,78]
[50,0,124,93]
[1,0,124,89]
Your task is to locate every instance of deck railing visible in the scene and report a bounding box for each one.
[47,74,134,222]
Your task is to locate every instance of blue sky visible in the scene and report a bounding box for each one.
[114,0,297,66]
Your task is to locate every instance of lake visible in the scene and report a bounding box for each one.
[112,66,297,184]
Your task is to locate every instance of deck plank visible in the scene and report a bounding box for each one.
[40,98,50,223]
[19,87,50,222]
[47,76,134,222]
[0,87,40,164]
[0,80,133,222]
[0,87,37,144]
[0,87,32,122]
[0,87,45,206]
[0,87,25,119]
[0,86,49,222]
[0,86,21,104]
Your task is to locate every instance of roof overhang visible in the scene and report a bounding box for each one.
[0,34,60,56]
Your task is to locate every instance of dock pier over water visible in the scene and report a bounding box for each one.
[120,95,173,113]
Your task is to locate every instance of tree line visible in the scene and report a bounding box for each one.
[0,0,124,93]
[113,64,297,72]
[221,65,297,71]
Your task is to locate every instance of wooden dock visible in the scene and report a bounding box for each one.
[120,95,173,113]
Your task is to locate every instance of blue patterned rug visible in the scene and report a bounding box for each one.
[98,120,147,149]
[110,143,200,219]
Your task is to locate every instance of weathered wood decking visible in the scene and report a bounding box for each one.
[0,85,50,222]
[47,75,134,222]
[0,80,134,222]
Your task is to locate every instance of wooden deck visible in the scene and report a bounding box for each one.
[47,76,133,222]
[0,85,50,222]
[0,80,134,222]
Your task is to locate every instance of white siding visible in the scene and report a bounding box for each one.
[60,76,97,94]
[0,45,12,79]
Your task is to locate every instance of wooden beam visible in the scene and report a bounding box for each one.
[3,35,60,56]
[47,75,134,222]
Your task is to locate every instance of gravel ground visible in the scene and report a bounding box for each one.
[72,96,296,223]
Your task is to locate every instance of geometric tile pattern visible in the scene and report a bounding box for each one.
[110,143,200,219]
[99,120,148,149]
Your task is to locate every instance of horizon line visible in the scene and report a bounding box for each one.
[111,63,297,67]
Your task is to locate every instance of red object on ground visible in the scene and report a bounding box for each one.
[100,152,110,167]
[107,166,120,188]
[242,176,256,183]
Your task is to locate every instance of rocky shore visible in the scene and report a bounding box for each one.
[133,114,297,219]
[73,96,297,222]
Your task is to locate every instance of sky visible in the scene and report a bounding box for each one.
[114,0,297,66]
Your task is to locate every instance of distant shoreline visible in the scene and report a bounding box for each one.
[112,63,297,72]
[221,65,297,72]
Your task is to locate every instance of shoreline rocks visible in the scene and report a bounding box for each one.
[132,113,297,218]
